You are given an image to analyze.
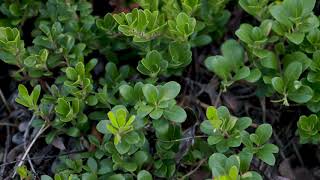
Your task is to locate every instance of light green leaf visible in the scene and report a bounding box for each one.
[142,84,159,104]
[254,124,273,145]
[164,105,186,123]
[137,170,152,180]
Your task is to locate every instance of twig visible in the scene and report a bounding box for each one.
[178,158,207,180]
[0,122,11,176]
[214,89,222,107]
[0,150,85,167]
[22,115,36,175]
[272,130,286,160]
[260,97,266,123]
[0,87,11,113]
[27,155,37,176]
[12,123,49,178]
[291,139,304,167]
[157,135,208,143]
[0,122,18,127]
[195,99,210,109]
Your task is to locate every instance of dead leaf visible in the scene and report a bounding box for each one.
[52,137,66,150]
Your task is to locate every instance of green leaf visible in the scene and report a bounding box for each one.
[164,105,186,123]
[245,68,261,83]
[208,135,223,145]
[284,62,302,83]
[108,111,119,128]
[302,0,316,14]
[24,55,37,67]
[236,24,253,44]
[137,105,154,118]
[66,127,80,137]
[41,175,53,180]
[288,85,313,103]
[86,95,98,106]
[115,108,127,127]
[286,32,305,45]
[56,98,70,115]
[124,131,140,144]
[98,159,113,174]
[45,131,56,144]
[239,150,253,173]
[119,84,134,102]
[221,39,244,68]
[271,77,285,94]
[269,5,292,28]
[87,157,98,172]
[234,66,250,81]
[206,106,218,120]
[137,170,152,180]
[81,173,97,180]
[134,151,149,166]
[96,120,108,134]
[16,84,32,107]
[205,56,230,80]
[142,84,159,104]
[256,144,279,165]
[235,117,252,131]
[122,161,137,172]
[209,153,228,177]
[150,108,164,119]
[108,174,125,180]
[159,81,181,101]
[31,85,41,106]
[89,111,107,121]
[66,67,78,81]
[253,124,272,145]
[241,171,263,180]
[115,141,130,154]
[191,34,212,47]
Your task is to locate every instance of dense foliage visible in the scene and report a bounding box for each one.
[1,0,320,179]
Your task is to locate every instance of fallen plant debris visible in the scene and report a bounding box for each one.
[0,0,320,179]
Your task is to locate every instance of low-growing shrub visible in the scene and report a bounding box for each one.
[2,0,319,179]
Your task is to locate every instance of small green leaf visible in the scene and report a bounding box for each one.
[41,175,53,180]
[159,81,181,101]
[254,124,273,145]
[142,84,159,104]
[119,84,134,102]
[206,106,218,120]
[288,85,313,103]
[137,170,152,180]
[164,105,186,123]
[87,157,98,172]
[234,66,250,81]
[256,144,279,165]
[96,120,108,134]
[272,77,285,94]
[66,127,80,137]
[108,111,119,128]
[66,67,78,81]
[284,62,302,83]
[286,32,305,45]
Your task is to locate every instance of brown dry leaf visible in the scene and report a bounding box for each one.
[279,159,295,179]
[52,137,66,150]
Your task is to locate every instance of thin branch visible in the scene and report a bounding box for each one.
[0,122,11,176]
[178,158,207,180]
[0,150,85,167]
[292,139,304,167]
[0,122,18,127]
[0,88,11,113]
[157,135,208,143]
[214,89,222,107]
[12,123,49,178]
